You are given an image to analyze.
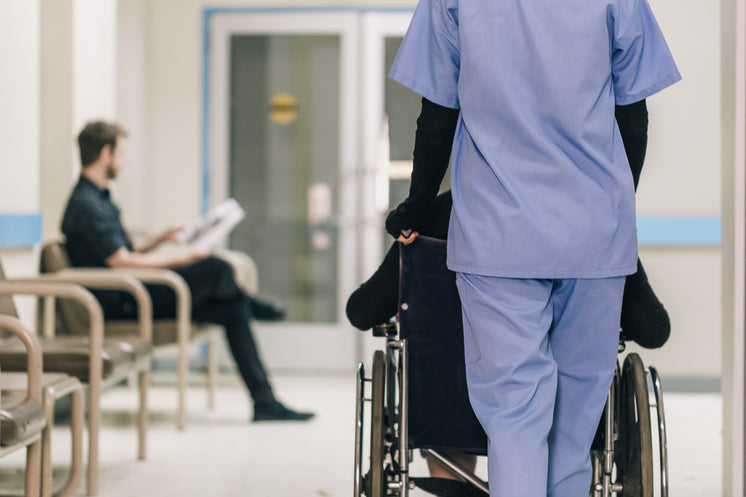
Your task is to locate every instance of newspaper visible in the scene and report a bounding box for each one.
[177,198,245,249]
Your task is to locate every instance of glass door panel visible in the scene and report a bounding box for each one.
[228,35,339,323]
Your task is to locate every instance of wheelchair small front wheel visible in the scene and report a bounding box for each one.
[617,353,654,497]
[368,351,387,497]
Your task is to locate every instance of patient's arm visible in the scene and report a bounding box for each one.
[346,242,401,331]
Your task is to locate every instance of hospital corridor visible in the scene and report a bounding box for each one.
[0,1,741,497]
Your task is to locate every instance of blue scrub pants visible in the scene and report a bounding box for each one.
[455,274,625,497]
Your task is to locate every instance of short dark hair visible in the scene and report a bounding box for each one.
[77,121,128,167]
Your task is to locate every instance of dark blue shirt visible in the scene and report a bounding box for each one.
[61,176,133,268]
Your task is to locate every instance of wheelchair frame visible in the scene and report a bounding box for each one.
[354,325,670,497]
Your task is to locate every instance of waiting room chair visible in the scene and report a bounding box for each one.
[0,261,151,496]
[41,241,228,430]
[0,315,46,497]
[1,371,85,497]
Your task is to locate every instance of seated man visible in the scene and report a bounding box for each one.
[61,120,313,422]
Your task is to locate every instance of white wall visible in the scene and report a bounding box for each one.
[638,0,720,217]
[0,0,41,216]
[627,247,721,378]
[40,0,118,241]
[117,0,152,230]
[0,0,42,325]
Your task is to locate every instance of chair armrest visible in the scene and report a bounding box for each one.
[0,281,104,382]
[0,315,42,403]
[108,268,190,310]
[214,249,258,296]
[40,269,152,342]
[61,268,191,348]
[109,268,191,336]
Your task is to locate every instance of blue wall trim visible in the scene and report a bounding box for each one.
[637,216,721,246]
[0,214,42,249]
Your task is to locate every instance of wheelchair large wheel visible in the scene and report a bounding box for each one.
[354,363,366,497]
[617,353,654,497]
[648,367,669,497]
[368,350,386,497]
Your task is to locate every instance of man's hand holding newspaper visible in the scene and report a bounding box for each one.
[176,198,246,250]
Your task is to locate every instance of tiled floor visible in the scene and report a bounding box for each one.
[0,372,722,497]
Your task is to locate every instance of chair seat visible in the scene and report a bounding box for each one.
[0,336,144,382]
[0,395,46,447]
[107,335,153,362]
[0,372,71,393]
[106,320,199,346]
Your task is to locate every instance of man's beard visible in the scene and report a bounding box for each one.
[106,162,118,180]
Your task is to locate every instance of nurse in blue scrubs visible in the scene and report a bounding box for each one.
[387,1,680,495]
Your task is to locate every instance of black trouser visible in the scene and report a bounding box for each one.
[101,257,275,405]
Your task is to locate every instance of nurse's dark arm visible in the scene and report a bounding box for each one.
[615,99,648,191]
[385,97,459,239]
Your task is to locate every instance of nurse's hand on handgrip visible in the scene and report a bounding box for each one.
[397,230,419,245]
[385,197,426,240]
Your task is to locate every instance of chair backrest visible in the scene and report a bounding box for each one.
[0,258,20,339]
[40,241,90,335]
[398,235,487,455]
[0,259,18,319]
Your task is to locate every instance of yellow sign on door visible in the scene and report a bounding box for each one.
[268,93,299,124]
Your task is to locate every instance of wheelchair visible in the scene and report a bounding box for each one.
[353,236,669,497]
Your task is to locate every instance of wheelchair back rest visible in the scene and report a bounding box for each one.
[398,236,462,341]
[40,241,91,335]
[398,236,488,454]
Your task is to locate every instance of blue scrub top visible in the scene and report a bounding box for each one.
[390,0,681,279]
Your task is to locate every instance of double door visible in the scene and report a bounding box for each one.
[206,9,422,370]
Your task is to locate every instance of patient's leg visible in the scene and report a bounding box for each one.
[426,452,477,479]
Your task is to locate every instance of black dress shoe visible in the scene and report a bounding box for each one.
[411,477,487,497]
[252,401,315,422]
[250,297,287,321]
